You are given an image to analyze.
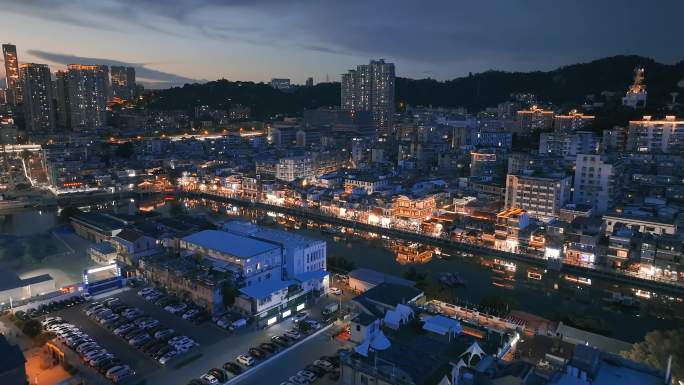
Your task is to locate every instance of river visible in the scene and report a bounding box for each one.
[0,196,681,343]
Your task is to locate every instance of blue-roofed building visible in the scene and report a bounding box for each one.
[180,229,282,287]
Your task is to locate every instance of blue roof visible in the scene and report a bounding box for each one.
[182,230,279,259]
[294,270,329,283]
[239,279,297,299]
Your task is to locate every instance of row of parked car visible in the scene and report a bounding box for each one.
[13,296,87,321]
[85,296,199,365]
[137,287,209,324]
[42,316,134,383]
[279,355,340,385]
[187,311,325,385]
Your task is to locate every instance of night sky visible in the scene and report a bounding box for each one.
[2,0,683,88]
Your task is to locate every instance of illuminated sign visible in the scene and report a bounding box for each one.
[282,310,291,318]
[267,316,277,326]
[296,303,305,311]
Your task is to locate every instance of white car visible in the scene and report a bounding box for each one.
[164,303,187,314]
[154,329,175,340]
[292,312,308,324]
[200,374,219,385]
[173,340,197,352]
[137,319,160,329]
[158,350,178,365]
[182,309,200,319]
[137,288,155,296]
[297,370,317,382]
[329,287,343,295]
[76,342,98,353]
[313,360,333,370]
[168,335,190,345]
[236,354,255,366]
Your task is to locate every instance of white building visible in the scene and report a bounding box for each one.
[276,156,312,182]
[627,115,684,153]
[222,221,327,278]
[573,154,621,214]
[539,131,598,161]
[505,173,572,222]
[344,174,389,195]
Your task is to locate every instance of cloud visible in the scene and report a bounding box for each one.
[4,0,684,80]
[27,50,203,88]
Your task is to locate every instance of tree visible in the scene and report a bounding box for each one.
[479,295,518,316]
[622,328,684,382]
[22,319,42,338]
[221,282,240,308]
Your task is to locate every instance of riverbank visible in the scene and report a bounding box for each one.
[179,190,684,296]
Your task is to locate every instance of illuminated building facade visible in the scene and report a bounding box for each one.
[110,66,136,100]
[67,64,109,130]
[515,105,554,133]
[627,115,684,153]
[505,173,572,222]
[19,63,55,132]
[341,59,395,135]
[553,110,595,132]
[2,44,21,105]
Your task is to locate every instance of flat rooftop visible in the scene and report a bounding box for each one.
[182,230,279,259]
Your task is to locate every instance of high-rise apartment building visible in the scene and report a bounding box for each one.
[110,66,136,100]
[19,63,55,132]
[573,154,622,213]
[2,44,21,105]
[54,70,70,129]
[67,64,109,130]
[341,59,395,135]
[626,115,684,153]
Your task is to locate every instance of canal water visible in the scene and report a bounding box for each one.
[0,197,681,343]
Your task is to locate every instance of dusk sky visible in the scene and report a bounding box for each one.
[2,0,683,88]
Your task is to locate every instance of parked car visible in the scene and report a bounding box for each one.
[292,312,308,324]
[223,361,243,375]
[164,303,187,314]
[182,309,200,320]
[236,355,255,366]
[259,342,277,353]
[207,368,228,383]
[304,320,321,330]
[271,335,289,347]
[159,349,179,365]
[297,370,317,382]
[199,374,219,385]
[154,328,176,340]
[284,330,301,340]
[248,347,265,359]
[329,287,343,295]
[313,359,334,371]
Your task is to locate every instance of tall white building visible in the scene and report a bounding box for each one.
[341,59,395,135]
[276,156,312,182]
[627,115,684,153]
[505,173,572,222]
[539,131,598,161]
[19,63,55,133]
[573,154,622,213]
[67,64,109,131]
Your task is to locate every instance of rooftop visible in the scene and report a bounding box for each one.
[182,230,279,259]
[348,268,415,288]
[239,279,297,299]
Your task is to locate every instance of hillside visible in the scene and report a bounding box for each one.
[146,55,684,118]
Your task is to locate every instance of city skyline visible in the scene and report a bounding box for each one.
[1,0,683,88]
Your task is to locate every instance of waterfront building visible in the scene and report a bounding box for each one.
[603,212,676,236]
[222,221,327,278]
[505,172,572,222]
[564,216,604,264]
[110,228,160,264]
[627,115,684,154]
[270,78,291,90]
[19,63,55,133]
[70,211,129,242]
[515,105,554,133]
[392,194,437,228]
[110,66,136,100]
[2,44,21,105]
[573,154,622,213]
[494,208,529,252]
[341,59,395,135]
[347,268,415,293]
[553,110,595,132]
[276,156,312,182]
[344,173,389,195]
[67,64,109,130]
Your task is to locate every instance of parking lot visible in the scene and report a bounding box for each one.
[37,284,354,385]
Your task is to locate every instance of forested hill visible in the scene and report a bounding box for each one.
[146,55,684,118]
